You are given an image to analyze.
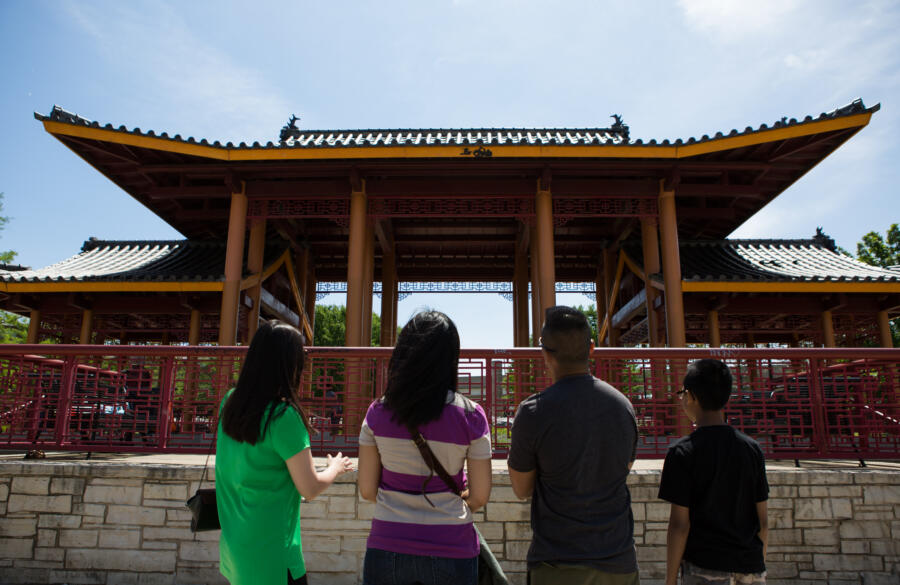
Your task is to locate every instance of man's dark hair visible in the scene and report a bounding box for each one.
[540,306,592,367]
[683,358,733,411]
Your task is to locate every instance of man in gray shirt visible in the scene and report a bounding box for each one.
[508,306,639,585]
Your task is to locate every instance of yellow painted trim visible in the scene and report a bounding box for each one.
[282,254,314,343]
[620,251,646,281]
[240,249,290,291]
[43,112,873,162]
[682,281,900,293]
[0,281,223,293]
[598,253,627,343]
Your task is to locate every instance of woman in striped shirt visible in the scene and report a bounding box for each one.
[358,311,493,585]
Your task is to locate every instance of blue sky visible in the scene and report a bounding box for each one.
[1,0,898,346]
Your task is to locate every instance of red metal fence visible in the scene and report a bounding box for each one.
[0,345,898,459]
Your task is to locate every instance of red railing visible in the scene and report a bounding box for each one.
[0,345,898,459]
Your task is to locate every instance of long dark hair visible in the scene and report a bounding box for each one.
[383,311,460,429]
[221,320,314,444]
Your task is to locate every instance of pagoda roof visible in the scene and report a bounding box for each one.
[678,238,900,283]
[0,239,288,292]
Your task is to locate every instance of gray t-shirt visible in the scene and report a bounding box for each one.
[508,374,638,573]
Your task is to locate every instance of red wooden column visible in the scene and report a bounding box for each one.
[345,183,368,347]
[658,182,686,347]
[27,310,41,343]
[245,218,266,341]
[602,247,620,347]
[535,181,557,316]
[380,246,397,347]
[218,182,248,346]
[513,240,530,347]
[361,221,375,347]
[708,310,721,347]
[640,217,662,346]
[822,310,836,347]
[877,310,893,347]
[529,226,542,345]
[79,309,93,344]
[188,309,202,345]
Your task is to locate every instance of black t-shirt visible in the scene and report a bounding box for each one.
[658,425,769,574]
[508,374,638,573]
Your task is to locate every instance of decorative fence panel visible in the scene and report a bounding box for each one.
[0,346,898,459]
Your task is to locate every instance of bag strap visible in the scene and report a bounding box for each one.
[409,428,468,506]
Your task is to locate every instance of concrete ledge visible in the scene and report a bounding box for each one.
[0,456,898,584]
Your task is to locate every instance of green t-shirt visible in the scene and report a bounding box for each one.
[215,391,311,584]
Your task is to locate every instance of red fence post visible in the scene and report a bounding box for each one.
[157,357,175,449]
[54,356,78,447]
[807,356,829,457]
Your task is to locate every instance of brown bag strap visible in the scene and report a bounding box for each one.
[409,428,469,506]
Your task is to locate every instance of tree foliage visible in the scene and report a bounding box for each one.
[0,192,27,343]
[572,304,599,341]
[856,223,900,269]
[853,223,899,347]
[313,304,382,346]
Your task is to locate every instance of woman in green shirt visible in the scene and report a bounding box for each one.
[216,320,353,585]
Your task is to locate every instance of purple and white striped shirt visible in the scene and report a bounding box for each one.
[359,391,492,558]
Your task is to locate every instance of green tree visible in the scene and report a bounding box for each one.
[313,304,382,346]
[572,304,599,341]
[856,223,900,268]
[853,224,900,347]
[0,193,27,343]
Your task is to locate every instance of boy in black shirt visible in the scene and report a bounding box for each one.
[658,359,769,585]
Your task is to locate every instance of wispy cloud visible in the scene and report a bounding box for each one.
[61,0,291,143]
[677,0,803,43]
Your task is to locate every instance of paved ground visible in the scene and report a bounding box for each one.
[2,451,898,471]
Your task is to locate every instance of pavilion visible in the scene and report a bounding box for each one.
[1,99,897,347]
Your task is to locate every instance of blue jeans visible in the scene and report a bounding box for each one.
[363,548,478,585]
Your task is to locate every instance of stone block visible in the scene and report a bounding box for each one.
[143,541,178,550]
[862,574,900,585]
[303,535,341,552]
[794,497,852,520]
[357,501,375,521]
[173,567,229,584]
[802,527,838,546]
[143,482,188,502]
[631,502,646,521]
[66,548,176,572]
[854,472,899,484]
[59,529,99,548]
[98,528,141,549]
[768,507,793,529]
[629,486,658,501]
[7,494,71,514]
[37,529,56,547]
[764,561,799,579]
[0,568,50,583]
[302,518,372,531]
[11,476,50,495]
[767,497,793,510]
[769,528,801,546]
[301,500,327,518]
[50,571,106,585]
[305,572,359,585]
[485,503,529,522]
[84,485,142,506]
[0,538,33,559]
[798,485,861,498]
[0,483,9,501]
[0,517,38,537]
[812,553,883,572]
[50,477,85,495]
[166,508,193,523]
[106,505,166,526]
[89,477,144,486]
[328,496,356,515]
[340,536,368,552]
[643,529,667,545]
[646,502,669,522]
[636,545,666,562]
[490,486,521,502]
[476,521,504,541]
[839,520,889,540]
[326,483,357,496]
[769,485,797,498]
[303,551,359,573]
[505,540,530,561]
[136,573,176,585]
[38,514,81,529]
[105,573,138,585]
[840,540,869,554]
[863,485,900,505]
[505,522,532,542]
[34,547,64,562]
[143,526,191,541]
[179,541,219,562]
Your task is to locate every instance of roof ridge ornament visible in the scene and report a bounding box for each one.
[610,114,629,142]
[812,227,837,251]
[279,114,301,144]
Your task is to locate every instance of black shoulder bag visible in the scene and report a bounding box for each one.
[409,428,509,585]
[186,433,220,532]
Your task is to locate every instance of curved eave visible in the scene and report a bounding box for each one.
[0,281,225,293]
[682,280,900,293]
[42,111,875,162]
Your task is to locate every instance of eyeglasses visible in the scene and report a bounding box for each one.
[676,388,688,397]
[538,337,556,353]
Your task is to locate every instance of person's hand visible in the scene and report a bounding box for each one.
[327,452,354,475]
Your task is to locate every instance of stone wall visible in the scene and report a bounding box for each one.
[0,461,898,585]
